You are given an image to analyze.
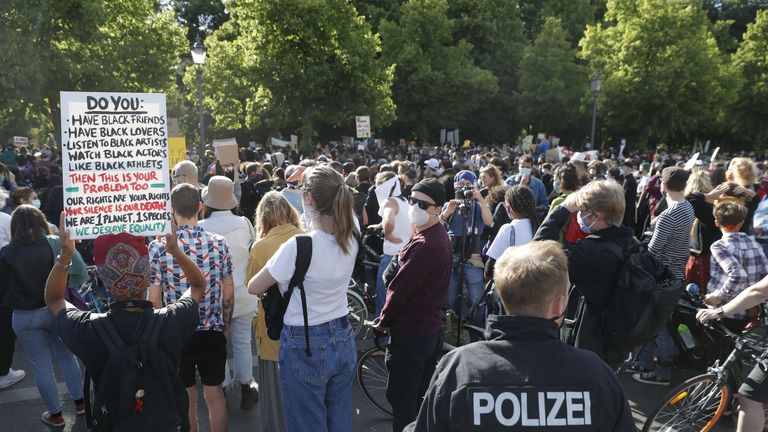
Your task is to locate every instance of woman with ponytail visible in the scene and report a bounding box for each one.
[484,186,539,280]
[247,165,358,432]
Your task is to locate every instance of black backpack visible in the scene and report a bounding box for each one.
[601,241,684,351]
[261,235,313,354]
[83,311,189,432]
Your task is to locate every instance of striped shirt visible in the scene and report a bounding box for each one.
[708,232,768,318]
[648,199,695,279]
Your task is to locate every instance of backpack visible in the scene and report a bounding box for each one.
[83,311,189,432]
[261,235,313,354]
[601,241,683,351]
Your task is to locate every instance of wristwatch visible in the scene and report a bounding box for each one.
[717,307,726,319]
[56,254,72,270]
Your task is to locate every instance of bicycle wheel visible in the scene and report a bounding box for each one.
[356,346,392,417]
[642,373,729,432]
[347,289,367,339]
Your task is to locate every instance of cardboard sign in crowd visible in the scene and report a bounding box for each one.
[60,91,172,240]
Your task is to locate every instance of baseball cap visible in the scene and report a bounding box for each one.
[425,158,440,171]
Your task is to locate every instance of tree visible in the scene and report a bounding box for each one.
[380,0,498,140]
[580,0,730,147]
[172,0,229,44]
[447,0,526,143]
[0,0,186,145]
[194,0,395,147]
[517,17,588,141]
[731,9,768,147]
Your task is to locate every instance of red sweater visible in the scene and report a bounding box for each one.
[379,222,453,334]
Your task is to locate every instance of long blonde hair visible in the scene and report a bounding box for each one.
[684,170,713,196]
[303,165,357,254]
[254,191,301,239]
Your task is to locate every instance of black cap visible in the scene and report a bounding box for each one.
[412,179,446,207]
[343,162,355,173]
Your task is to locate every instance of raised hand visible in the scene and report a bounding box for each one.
[58,211,75,257]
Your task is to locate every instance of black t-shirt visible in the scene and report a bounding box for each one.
[57,297,199,388]
[686,193,721,252]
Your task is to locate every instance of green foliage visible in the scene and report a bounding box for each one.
[380,0,498,140]
[194,0,394,148]
[447,0,525,142]
[517,17,588,139]
[172,0,229,44]
[731,9,768,146]
[0,0,186,144]
[580,0,730,147]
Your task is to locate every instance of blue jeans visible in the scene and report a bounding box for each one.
[446,259,484,314]
[230,313,255,385]
[12,308,83,413]
[375,254,394,316]
[638,326,674,380]
[279,316,356,432]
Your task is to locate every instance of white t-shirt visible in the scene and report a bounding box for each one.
[0,211,10,248]
[266,229,358,326]
[486,218,534,260]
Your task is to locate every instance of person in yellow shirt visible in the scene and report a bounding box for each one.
[245,191,303,432]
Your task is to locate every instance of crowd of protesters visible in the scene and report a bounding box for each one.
[2,137,768,431]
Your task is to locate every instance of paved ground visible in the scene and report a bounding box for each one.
[0,337,734,432]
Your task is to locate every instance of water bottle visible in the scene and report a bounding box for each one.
[678,324,696,349]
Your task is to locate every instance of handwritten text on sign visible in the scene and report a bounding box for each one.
[60,92,172,239]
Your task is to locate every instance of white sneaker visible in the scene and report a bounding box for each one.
[0,369,25,389]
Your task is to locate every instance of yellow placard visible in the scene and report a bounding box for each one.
[168,137,187,171]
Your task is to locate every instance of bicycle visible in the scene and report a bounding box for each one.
[642,309,768,431]
[355,318,486,418]
[347,228,385,338]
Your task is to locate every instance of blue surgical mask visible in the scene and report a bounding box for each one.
[577,211,596,234]
[519,167,532,177]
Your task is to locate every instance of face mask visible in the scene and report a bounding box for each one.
[303,196,320,222]
[519,167,531,177]
[408,203,430,227]
[550,310,566,330]
[552,180,560,192]
[577,211,596,234]
[31,199,41,209]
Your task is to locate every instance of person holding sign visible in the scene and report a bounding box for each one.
[148,184,234,432]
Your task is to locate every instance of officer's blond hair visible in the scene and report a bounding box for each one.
[493,241,569,317]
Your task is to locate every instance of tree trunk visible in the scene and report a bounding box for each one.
[301,114,313,152]
[47,92,62,151]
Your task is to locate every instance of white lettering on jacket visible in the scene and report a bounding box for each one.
[471,390,592,427]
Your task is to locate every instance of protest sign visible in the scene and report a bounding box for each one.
[168,137,186,171]
[60,91,171,240]
[684,152,700,171]
[290,134,298,149]
[13,136,29,148]
[213,138,239,165]
[270,137,290,148]
[356,116,371,138]
[711,147,720,161]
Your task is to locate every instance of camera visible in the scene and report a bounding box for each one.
[455,186,475,216]
[455,186,474,201]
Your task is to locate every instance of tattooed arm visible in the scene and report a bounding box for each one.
[222,275,234,337]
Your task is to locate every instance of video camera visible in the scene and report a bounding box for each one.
[455,186,475,216]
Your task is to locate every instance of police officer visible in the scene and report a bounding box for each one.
[405,241,636,432]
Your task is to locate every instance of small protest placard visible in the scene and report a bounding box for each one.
[13,136,29,148]
[213,138,239,166]
[356,116,370,138]
[168,137,187,171]
[60,91,171,240]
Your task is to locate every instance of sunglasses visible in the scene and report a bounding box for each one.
[408,196,435,210]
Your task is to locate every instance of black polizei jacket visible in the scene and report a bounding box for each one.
[404,315,637,432]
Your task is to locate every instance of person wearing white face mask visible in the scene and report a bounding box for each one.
[534,180,636,369]
[11,187,57,234]
[374,179,452,432]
